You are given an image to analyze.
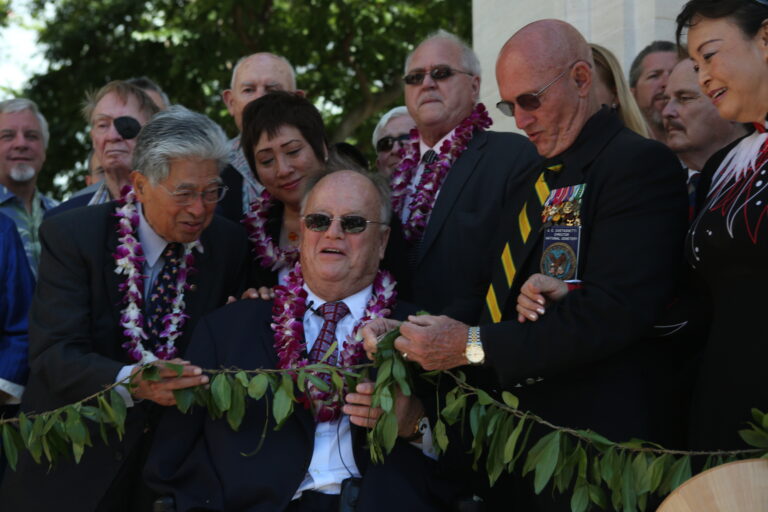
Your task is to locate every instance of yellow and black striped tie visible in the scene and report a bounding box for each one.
[484,162,563,323]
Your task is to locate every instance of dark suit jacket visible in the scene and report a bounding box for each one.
[475,108,688,442]
[144,299,452,512]
[0,202,250,512]
[43,191,95,219]
[389,130,539,321]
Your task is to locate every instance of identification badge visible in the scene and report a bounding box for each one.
[540,225,581,280]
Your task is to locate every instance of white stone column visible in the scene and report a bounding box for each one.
[473,0,686,133]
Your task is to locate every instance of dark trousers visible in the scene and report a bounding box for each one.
[285,491,340,512]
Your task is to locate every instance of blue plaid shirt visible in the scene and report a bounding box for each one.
[0,184,59,277]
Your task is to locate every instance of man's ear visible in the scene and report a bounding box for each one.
[222,89,235,116]
[573,62,593,97]
[760,19,768,62]
[378,226,391,260]
[294,89,306,98]
[131,170,147,201]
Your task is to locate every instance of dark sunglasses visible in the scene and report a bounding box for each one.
[376,133,411,152]
[303,213,387,234]
[302,213,386,234]
[403,65,474,86]
[496,61,581,117]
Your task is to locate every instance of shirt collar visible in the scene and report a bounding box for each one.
[303,283,374,323]
[137,203,170,267]
[0,184,17,205]
[0,184,58,209]
[419,126,458,157]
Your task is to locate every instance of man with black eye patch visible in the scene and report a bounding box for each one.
[46,80,160,218]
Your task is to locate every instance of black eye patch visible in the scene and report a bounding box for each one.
[114,116,142,140]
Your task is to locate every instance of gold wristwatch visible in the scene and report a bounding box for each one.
[465,326,485,365]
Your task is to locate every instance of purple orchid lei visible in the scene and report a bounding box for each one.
[113,186,202,363]
[242,189,299,270]
[271,262,397,422]
[391,102,492,241]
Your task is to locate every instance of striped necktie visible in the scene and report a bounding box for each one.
[484,161,563,324]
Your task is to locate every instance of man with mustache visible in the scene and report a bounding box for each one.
[629,40,679,141]
[662,58,748,216]
[390,30,538,318]
[0,98,58,275]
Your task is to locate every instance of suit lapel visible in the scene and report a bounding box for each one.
[416,131,487,266]
[103,211,125,332]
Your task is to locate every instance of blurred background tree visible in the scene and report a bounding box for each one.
[21,0,472,198]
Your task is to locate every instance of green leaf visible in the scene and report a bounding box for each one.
[331,371,344,395]
[98,396,117,425]
[589,484,609,509]
[272,378,294,428]
[247,374,269,400]
[307,373,331,392]
[173,388,195,413]
[533,431,561,494]
[379,386,394,413]
[632,452,650,494]
[502,391,519,409]
[375,359,393,386]
[646,454,668,494]
[18,413,32,446]
[434,419,449,453]
[227,378,246,431]
[441,393,466,424]
[320,341,338,363]
[476,389,493,406]
[739,427,768,449]
[109,390,127,431]
[2,424,22,470]
[379,412,399,452]
[578,429,615,449]
[162,361,184,377]
[751,408,764,426]
[660,455,691,495]
[570,482,589,512]
[621,456,637,512]
[503,416,525,464]
[392,358,406,381]
[141,365,161,382]
[211,374,232,412]
[229,370,247,387]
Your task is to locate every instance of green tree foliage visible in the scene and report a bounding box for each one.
[24,0,471,198]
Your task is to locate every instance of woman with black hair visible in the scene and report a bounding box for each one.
[676,0,768,449]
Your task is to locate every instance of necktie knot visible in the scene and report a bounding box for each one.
[421,149,438,165]
[318,301,350,324]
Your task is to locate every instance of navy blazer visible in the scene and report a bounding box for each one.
[144,298,455,512]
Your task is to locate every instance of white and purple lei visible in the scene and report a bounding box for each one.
[113,186,202,363]
[391,102,492,242]
[271,262,397,422]
[242,189,299,270]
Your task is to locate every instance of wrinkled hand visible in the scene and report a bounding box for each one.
[361,317,402,360]
[129,358,209,406]
[516,273,569,323]
[396,315,468,371]
[227,286,274,304]
[343,381,425,437]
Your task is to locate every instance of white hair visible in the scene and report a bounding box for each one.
[371,106,411,148]
[0,98,50,149]
[404,30,481,77]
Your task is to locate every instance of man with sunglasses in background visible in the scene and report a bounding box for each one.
[145,168,453,512]
[0,107,251,512]
[372,106,415,178]
[365,20,688,511]
[389,29,538,321]
[46,81,161,218]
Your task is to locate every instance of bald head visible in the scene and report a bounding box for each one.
[223,52,300,132]
[499,20,593,78]
[496,20,598,158]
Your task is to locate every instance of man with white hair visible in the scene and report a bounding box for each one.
[372,106,415,177]
[389,30,538,318]
[218,52,303,221]
[0,106,251,512]
[0,98,58,274]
